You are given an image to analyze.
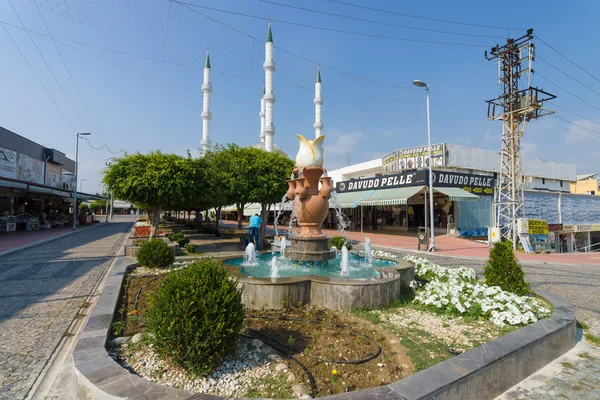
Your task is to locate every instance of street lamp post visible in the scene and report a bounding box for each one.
[413,80,435,252]
[73,132,90,230]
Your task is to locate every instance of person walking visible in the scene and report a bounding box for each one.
[248,213,262,249]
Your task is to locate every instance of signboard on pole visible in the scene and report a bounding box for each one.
[0,146,17,179]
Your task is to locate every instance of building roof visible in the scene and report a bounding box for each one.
[316,68,321,83]
[577,173,597,181]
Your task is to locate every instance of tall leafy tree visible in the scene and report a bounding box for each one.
[103,151,203,238]
[247,150,295,247]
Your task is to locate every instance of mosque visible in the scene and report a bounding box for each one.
[199,23,322,156]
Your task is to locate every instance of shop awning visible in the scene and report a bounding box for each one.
[434,187,480,202]
[360,186,425,206]
[52,189,72,197]
[331,190,374,208]
[0,179,27,189]
[28,185,54,194]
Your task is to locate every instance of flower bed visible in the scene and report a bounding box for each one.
[404,255,551,327]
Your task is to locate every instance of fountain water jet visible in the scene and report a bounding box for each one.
[242,243,258,266]
[280,236,287,258]
[270,257,279,278]
[340,246,349,277]
[365,237,373,266]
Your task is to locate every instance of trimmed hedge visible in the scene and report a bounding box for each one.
[145,259,245,375]
[484,240,530,295]
[136,239,174,268]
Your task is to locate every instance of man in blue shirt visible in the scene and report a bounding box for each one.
[248,213,262,249]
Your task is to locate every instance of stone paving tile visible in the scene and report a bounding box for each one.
[371,248,600,400]
[0,217,134,400]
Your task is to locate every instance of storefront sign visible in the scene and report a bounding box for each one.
[548,224,563,231]
[17,154,45,184]
[382,151,399,175]
[45,164,62,188]
[562,225,576,233]
[430,171,495,196]
[336,171,426,193]
[0,146,17,179]
[383,143,446,171]
[529,219,549,235]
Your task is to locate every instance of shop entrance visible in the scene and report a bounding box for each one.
[407,204,424,231]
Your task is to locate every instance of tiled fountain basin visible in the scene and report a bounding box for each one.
[225,260,414,311]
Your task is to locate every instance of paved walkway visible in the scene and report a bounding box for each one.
[0,218,108,254]
[0,216,134,400]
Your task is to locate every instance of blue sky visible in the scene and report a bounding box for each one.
[1,0,600,194]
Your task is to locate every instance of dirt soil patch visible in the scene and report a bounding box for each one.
[245,307,414,397]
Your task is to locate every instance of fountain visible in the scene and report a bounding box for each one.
[283,135,336,264]
[222,134,414,310]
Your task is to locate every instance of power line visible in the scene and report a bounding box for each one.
[0,22,77,132]
[537,55,600,98]
[57,41,198,92]
[172,1,417,90]
[553,103,600,127]
[7,0,88,129]
[551,114,600,139]
[537,73,600,113]
[32,1,112,154]
[324,0,524,31]
[257,0,503,39]
[82,137,125,155]
[173,1,489,48]
[536,35,600,84]
[541,118,600,145]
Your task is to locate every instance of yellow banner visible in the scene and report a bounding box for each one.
[528,219,549,235]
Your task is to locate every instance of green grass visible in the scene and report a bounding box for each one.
[243,374,293,399]
[584,333,600,346]
[350,309,381,324]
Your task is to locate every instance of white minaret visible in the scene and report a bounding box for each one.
[260,86,266,143]
[201,51,213,154]
[314,68,323,138]
[263,23,276,152]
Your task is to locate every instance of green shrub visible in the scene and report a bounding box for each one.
[185,242,197,253]
[201,224,217,234]
[167,232,189,247]
[330,236,352,251]
[145,259,245,375]
[484,240,530,295]
[136,239,174,268]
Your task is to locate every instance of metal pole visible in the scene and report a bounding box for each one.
[360,205,363,233]
[104,195,109,223]
[109,193,113,220]
[426,87,435,252]
[72,134,79,230]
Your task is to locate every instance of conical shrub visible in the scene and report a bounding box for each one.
[484,240,530,295]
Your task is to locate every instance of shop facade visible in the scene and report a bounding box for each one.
[1,126,106,232]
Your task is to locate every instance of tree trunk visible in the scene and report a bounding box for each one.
[259,203,271,250]
[215,206,222,229]
[150,207,161,239]
[236,202,245,230]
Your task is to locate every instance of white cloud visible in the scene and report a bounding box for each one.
[521,141,538,156]
[383,130,394,137]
